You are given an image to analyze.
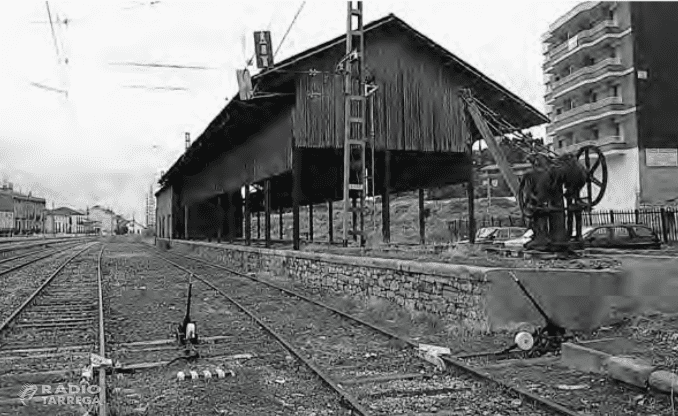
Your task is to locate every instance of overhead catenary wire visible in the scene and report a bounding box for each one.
[45,1,62,64]
[274,1,306,59]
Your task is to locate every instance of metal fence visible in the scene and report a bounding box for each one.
[448,206,678,244]
[582,207,678,243]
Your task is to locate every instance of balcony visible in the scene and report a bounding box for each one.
[545,20,623,66]
[555,135,626,155]
[548,96,632,133]
[555,96,622,121]
[546,57,625,101]
[548,2,603,34]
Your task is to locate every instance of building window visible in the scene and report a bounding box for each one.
[614,122,622,138]
[612,84,620,97]
[592,128,599,140]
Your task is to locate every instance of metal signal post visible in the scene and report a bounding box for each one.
[342,1,367,247]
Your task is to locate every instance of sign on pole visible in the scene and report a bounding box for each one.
[236,69,253,100]
[253,31,274,69]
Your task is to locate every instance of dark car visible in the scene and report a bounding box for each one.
[581,224,661,249]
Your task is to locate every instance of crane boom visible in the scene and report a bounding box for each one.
[462,90,521,198]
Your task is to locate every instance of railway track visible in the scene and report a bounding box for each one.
[0,242,107,416]
[148,246,578,416]
[0,238,90,260]
[0,240,85,277]
[103,243,347,415]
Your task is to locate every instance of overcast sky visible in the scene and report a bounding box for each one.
[0,0,579,220]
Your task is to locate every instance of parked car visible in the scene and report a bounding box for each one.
[470,226,526,245]
[502,224,661,250]
[503,229,534,249]
[581,223,661,249]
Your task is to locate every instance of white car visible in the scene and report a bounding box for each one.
[503,229,534,249]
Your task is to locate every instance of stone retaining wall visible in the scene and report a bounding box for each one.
[158,239,623,332]
[164,239,491,329]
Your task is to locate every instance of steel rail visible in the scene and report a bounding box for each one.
[0,241,86,277]
[153,251,372,416]
[96,244,107,416]
[0,237,89,255]
[158,247,583,416]
[0,243,96,335]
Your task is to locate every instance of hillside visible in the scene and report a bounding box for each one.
[249,190,521,245]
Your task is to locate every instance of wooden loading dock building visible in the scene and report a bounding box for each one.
[155,14,547,249]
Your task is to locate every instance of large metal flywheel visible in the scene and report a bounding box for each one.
[575,145,608,209]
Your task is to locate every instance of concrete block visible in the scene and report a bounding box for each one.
[649,370,678,394]
[561,343,612,374]
[604,356,656,388]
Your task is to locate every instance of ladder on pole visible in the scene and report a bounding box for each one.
[342,1,367,247]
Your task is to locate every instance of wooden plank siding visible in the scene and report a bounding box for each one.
[293,32,469,153]
[179,110,294,206]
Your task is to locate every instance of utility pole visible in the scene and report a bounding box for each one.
[341,1,367,247]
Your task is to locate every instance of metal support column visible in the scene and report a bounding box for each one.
[244,185,251,245]
[279,206,283,240]
[418,189,425,245]
[328,200,333,243]
[309,203,314,242]
[382,150,391,243]
[342,1,367,247]
[264,179,271,248]
[293,147,302,250]
[184,205,189,240]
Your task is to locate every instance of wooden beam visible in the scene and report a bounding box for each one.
[292,147,302,250]
[418,189,425,245]
[228,192,237,242]
[184,205,189,240]
[264,179,271,248]
[351,197,357,242]
[328,200,333,243]
[216,196,222,243]
[382,150,391,243]
[279,205,283,240]
[169,186,173,242]
[468,181,476,244]
[309,203,314,242]
[244,186,251,245]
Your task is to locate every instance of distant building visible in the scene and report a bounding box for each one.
[127,220,146,235]
[45,207,86,234]
[0,193,13,236]
[543,2,678,209]
[0,184,46,234]
[89,206,116,235]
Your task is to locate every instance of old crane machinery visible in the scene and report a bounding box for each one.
[461,89,609,254]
